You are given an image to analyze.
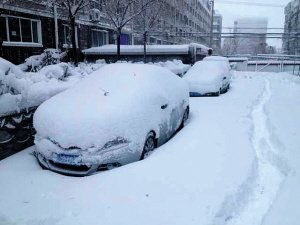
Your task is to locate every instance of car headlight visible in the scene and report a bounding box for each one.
[100,137,129,152]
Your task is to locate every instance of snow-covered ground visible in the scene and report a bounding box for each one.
[0,71,299,225]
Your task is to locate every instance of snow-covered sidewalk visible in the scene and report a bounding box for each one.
[0,72,299,225]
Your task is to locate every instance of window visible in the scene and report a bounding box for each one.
[91,0,103,11]
[149,37,156,44]
[1,16,42,45]
[8,17,21,42]
[63,25,71,45]
[0,17,7,41]
[91,30,108,47]
[63,25,78,48]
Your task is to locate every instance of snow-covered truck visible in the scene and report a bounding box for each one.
[83,43,211,64]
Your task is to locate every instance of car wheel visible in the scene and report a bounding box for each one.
[215,89,221,96]
[140,132,156,160]
[227,84,230,91]
[180,107,189,129]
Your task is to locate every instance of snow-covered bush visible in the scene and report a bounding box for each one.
[0,58,107,117]
[19,49,66,72]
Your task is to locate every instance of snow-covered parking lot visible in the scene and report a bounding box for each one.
[0,71,300,225]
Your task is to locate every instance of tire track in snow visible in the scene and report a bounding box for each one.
[212,77,288,225]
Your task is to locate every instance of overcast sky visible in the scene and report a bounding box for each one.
[214,0,292,49]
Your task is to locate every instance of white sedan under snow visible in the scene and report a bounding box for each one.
[184,56,232,97]
[33,63,190,176]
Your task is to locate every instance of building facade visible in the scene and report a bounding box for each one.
[0,0,133,64]
[130,0,212,47]
[283,0,300,55]
[212,10,222,54]
[233,17,268,55]
[0,0,212,64]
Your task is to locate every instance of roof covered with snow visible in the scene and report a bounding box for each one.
[83,44,210,55]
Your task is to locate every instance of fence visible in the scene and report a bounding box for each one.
[0,107,36,160]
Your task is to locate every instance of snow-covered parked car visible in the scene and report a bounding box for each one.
[184,56,232,97]
[203,56,232,90]
[34,63,190,176]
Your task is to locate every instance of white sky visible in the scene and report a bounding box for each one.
[214,0,292,49]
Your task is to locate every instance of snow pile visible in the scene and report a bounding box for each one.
[71,60,107,76]
[19,49,66,72]
[0,58,106,116]
[34,63,189,164]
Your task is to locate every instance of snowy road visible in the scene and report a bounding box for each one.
[0,72,299,225]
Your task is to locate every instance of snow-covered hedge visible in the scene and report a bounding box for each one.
[19,49,67,72]
[0,58,106,117]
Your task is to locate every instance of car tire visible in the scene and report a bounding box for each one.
[215,89,221,96]
[140,132,156,160]
[227,84,230,92]
[180,107,189,129]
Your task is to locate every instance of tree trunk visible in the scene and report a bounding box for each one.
[117,28,122,62]
[0,39,3,58]
[143,32,147,63]
[70,16,78,65]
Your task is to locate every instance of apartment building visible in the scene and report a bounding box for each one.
[212,10,222,54]
[0,0,212,64]
[133,0,212,46]
[233,17,268,55]
[283,0,300,55]
[0,0,132,64]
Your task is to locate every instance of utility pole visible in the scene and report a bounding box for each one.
[209,0,215,48]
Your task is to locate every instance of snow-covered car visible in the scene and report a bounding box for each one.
[203,56,232,90]
[184,57,232,97]
[33,63,190,176]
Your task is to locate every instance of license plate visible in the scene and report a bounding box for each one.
[56,154,79,164]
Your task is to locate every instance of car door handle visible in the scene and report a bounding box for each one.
[161,104,168,109]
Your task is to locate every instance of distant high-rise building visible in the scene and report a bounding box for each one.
[283,0,300,55]
[212,10,222,54]
[233,17,268,55]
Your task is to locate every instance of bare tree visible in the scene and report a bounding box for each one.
[133,0,167,63]
[222,35,246,56]
[102,0,155,61]
[44,0,91,65]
